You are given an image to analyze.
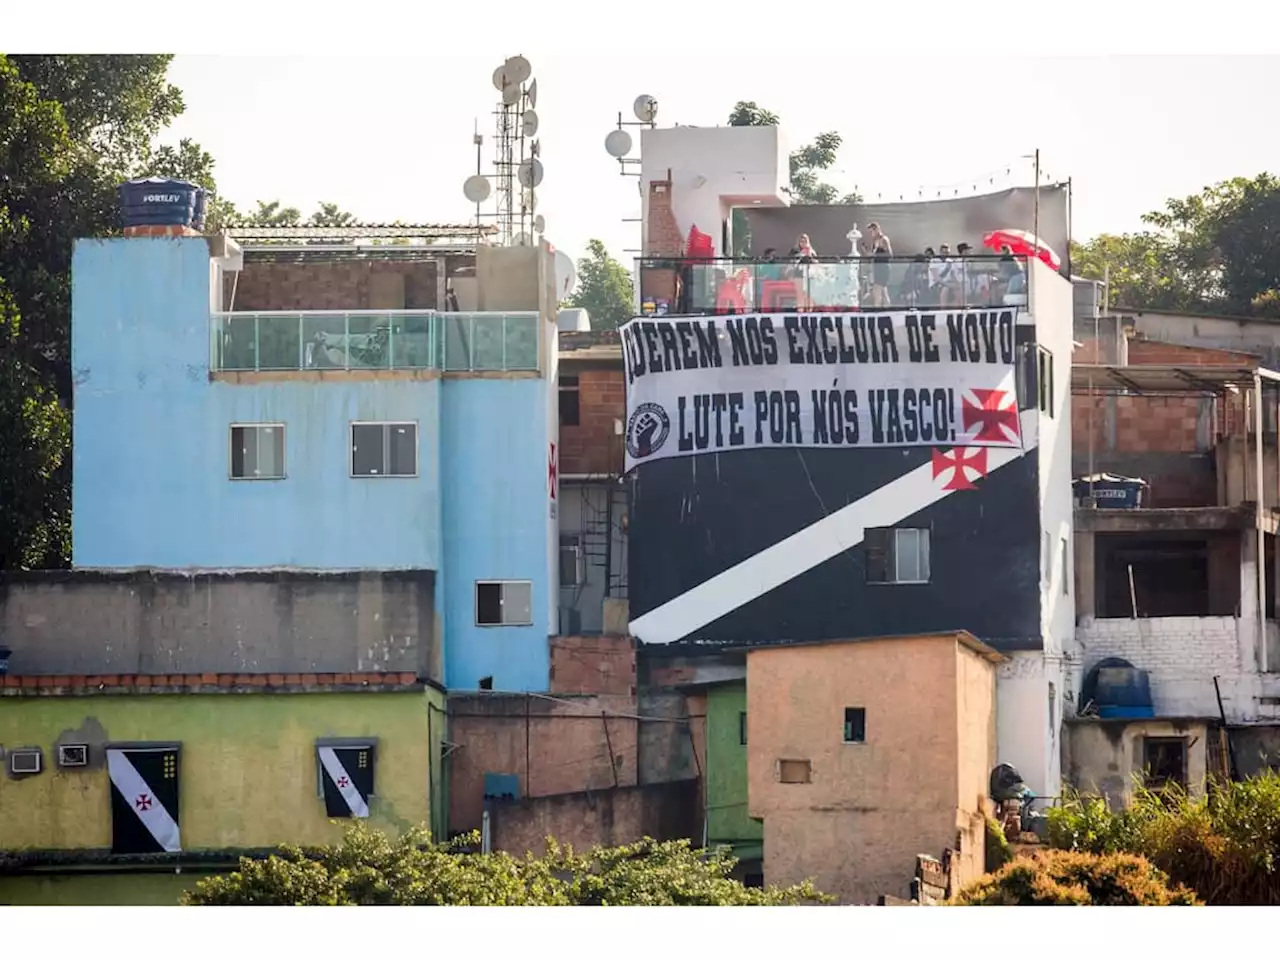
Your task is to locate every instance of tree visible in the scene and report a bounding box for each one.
[726,101,860,255]
[0,56,223,569]
[0,281,69,569]
[568,239,635,331]
[182,823,830,906]
[1073,173,1280,317]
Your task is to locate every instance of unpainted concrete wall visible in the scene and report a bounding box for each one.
[0,570,440,681]
[488,779,699,857]
[1062,718,1210,809]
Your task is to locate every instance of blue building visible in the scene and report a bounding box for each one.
[70,231,560,692]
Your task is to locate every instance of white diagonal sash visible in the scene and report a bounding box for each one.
[318,747,370,818]
[107,750,181,852]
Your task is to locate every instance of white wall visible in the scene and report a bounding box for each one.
[639,125,788,257]
[1076,616,1274,722]
[993,261,1077,798]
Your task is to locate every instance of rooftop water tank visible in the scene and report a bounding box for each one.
[1082,657,1155,719]
[118,177,207,231]
[557,308,591,332]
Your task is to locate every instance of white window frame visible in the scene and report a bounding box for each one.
[475,579,534,627]
[867,527,930,585]
[229,422,287,481]
[350,421,419,479]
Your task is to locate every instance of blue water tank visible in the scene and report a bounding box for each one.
[1095,666,1155,718]
[118,177,206,229]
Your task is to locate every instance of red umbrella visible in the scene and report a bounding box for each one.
[982,229,1061,271]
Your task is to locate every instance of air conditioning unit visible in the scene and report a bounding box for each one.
[57,744,89,768]
[9,748,42,775]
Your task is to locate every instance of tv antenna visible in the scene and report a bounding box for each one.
[461,56,544,246]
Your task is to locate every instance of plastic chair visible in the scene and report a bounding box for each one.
[715,270,752,314]
[761,279,801,311]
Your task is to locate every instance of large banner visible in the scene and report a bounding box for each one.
[621,310,1025,471]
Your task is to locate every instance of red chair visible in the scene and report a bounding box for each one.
[761,279,801,311]
[716,270,752,314]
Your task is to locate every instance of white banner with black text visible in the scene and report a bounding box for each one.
[620,310,1025,471]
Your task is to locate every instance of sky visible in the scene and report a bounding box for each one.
[11,6,1280,270]
[156,53,1280,266]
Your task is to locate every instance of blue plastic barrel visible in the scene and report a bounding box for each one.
[118,177,206,229]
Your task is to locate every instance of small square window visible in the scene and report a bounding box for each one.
[230,424,286,480]
[777,759,811,784]
[843,707,866,743]
[559,535,585,587]
[559,375,581,427]
[351,422,417,477]
[476,580,534,626]
[866,527,930,584]
[739,711,748,746]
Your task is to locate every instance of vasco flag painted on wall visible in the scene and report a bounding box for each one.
[620,310,1025,472]
[107,746,181,854]
[318,745,375,818]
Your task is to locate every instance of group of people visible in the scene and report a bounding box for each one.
[760,223,1027,310]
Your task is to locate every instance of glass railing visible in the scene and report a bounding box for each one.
[637,255,1030,315]
[210,311,541,373]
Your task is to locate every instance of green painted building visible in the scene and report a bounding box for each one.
[704,681,762,880]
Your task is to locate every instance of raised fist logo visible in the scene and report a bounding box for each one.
[625,402,671,460]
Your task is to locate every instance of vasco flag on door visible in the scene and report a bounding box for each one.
[318,745,375,818]
[107,747,181,854]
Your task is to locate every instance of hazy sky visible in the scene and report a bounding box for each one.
[157,53,1280,264]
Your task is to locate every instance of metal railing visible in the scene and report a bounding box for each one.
[210,310,540,373]
[638,255,1030,315]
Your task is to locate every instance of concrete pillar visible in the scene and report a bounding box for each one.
[1272,532,1280,621]
[1075,530,1096,620]
[1242,528,1260,623]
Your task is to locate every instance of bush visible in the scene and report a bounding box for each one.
[984,817,1013,873]
[953,849,1199,905]
[181,823,832,906]
[1045,772,1280,905]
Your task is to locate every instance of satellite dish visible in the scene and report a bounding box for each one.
[514,231,534,247]
[633,95,658,123]
[522,109,539,138]
[518,159,544,188]
[503,56,532,85]
[501,83,521,106]
[534,214,546,234]
[527,79,538,108]
[554,249,577,299]
[491,66,509,91]
[604,129,633,158]
[463,175,491,204]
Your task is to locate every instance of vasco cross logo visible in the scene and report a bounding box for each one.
[626,402,671,460]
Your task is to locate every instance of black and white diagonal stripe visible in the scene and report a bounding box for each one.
[318,746,374,818]
[107,747,181,854]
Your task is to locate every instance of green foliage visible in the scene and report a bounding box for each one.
[182,823,831,906]
[726,102,859,255]
[568,239,635,331]
[1046,773,1280,905]
[0,282,70,568]
[1073,173,1280,317]
[954,849,1198,906]
[984,817,1013,873]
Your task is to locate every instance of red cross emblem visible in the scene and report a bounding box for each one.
[135,793,153,811]
[962,389,1020,444]
[548,442,557,500]
[337,776,349,788]
[932,447,989,491]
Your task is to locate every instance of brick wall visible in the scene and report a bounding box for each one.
[641,175,682,306]
[560,369,625,475]
[549,635,636,695]
[227,260,438,311]
[1077,617,1258,720]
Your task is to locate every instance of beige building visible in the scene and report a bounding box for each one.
[745,631,1002,905]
